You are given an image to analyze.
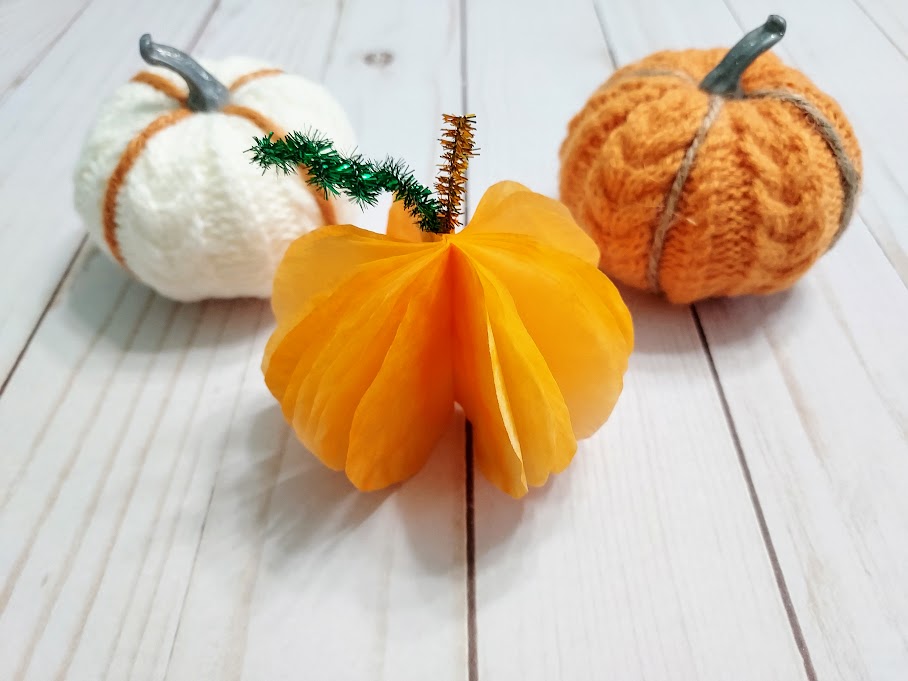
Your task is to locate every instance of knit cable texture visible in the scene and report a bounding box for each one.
[559,49,862,303]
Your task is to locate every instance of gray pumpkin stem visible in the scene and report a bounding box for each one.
[139,34,229,111]
[700,15,787,97]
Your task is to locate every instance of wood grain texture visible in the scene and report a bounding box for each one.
[698,220,908,681]
[465,0,809,679]
[0,0,93,98]
[2,0,907,680]
[0,0,221,386]
[847,0,908,62]
[165,1,470,680]
[596,0,908,678]
[0,1,468,680]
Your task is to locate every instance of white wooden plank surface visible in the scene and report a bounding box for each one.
[698,222,908,681]
[698,5,908,679]
[0,0,92,99]
[465,0,809,679]
[2,0,908,680]
[164,1,469,680]
[597,1,908,679]
[0,0,468,680]
[0,0,221,386]
[845,0,908,64]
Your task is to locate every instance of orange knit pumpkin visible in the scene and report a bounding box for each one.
[560,15,862,303]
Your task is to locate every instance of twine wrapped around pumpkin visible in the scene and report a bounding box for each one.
[560,15,862,304]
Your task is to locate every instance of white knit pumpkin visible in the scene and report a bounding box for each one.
[74,37,356,302]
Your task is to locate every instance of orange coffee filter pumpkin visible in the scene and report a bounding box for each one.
[559,15,862,303]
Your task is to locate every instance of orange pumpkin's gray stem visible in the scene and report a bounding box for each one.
[139,34,229,111]
[700,15,787,98]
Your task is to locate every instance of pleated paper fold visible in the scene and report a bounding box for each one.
[263,182,633,497]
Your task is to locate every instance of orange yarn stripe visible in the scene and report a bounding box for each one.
[131,67,284,101]
[102,109,193,266]
[130,71,188,104]
[229,68,284,91]
[105,70,332,269]
[222,104,337,226]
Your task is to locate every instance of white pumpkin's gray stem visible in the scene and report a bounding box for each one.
[700,15,787,98]
[139,34,229,111]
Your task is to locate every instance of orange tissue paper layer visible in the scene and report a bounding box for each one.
[262,181,634,498]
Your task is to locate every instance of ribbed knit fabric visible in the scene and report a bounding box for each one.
[559,49,862,303]
[74,57,357,302]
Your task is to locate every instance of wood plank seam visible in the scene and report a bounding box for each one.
[0,0,96,105]
[815,275,908,440]
[153,3,343,676]
[460,0,478,675]
[848,0,908,61]
[0,5,233,675]
[10,285,157,680]
[691,305,818,681]
[1,1,478,678]
[0,0,224,518]
[179,427,295,681]
[161,303,269,681]
[593,4,820,677]
[54,302,201,681]
[320,0,347,79]
[0,275,131,568]
[163,483,219,678]
[97,304,211,680]
[42,299,182,681]
[705,14,908,672]
[186,0,225,50]
[0,236,88,400]
[592,0,621,71]
[120,304,234,681]
[0,0,220,512]
[465,422,478,681]
[0,0,226,393]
